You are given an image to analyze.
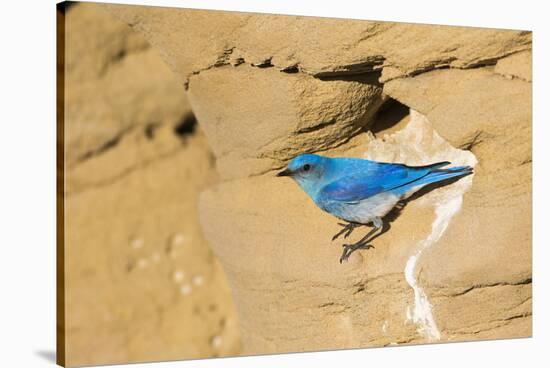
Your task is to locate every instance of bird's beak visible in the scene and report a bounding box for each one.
[276,168,292,177]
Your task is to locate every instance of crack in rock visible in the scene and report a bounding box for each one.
[361,109,477,342]
[404,195,463,341]
[185,43,531,90]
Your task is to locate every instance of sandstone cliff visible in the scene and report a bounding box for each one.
[78,3,531,359]
[62,4,241,366]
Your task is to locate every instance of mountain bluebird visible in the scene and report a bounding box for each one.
[277,153,473,263]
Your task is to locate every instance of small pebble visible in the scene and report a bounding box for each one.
[171,233,186,246]
[192,275,204,286]
[130,237,144,250]
[180,284,192,295]
[173,270,185,283]
[211,335,222,348]
[167,234,187,258]
[136,258,149,269]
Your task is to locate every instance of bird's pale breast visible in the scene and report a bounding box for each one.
[317,192,400,224]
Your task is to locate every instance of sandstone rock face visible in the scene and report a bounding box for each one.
[186,67,385,179]
[105,4,532,356]
[62,4,241,366]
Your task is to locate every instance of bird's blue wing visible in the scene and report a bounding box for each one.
[319,177,385,203]
[318,161,449,203]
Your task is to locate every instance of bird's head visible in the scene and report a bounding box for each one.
[277,154,328,195]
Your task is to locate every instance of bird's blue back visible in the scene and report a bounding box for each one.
[313,157,468,203]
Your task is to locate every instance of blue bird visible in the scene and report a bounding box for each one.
[277,153,473,263]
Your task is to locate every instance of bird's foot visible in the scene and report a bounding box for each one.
[339,242,374,263]
[332,222,361,241]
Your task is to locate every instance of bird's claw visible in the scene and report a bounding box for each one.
[332,222,360,241]
[339,248,351,263]
[339,243,374,263]
[331,231,345,241]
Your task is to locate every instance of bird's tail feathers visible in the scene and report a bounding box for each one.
[435,165,473,174]
[414,165,473,187]
[422,161,451,170]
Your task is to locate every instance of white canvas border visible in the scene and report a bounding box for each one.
[0,0,545,367]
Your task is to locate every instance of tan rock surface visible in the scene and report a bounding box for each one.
[62,4,241,366]
[186,66,385,179]
[384,68,531,341]
[104,3,532,358]
[494,50,532,82]
[105,5,530,82]
[64,3,191,166]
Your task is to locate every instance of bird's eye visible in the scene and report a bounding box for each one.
[303,164,311,172]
